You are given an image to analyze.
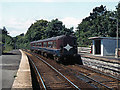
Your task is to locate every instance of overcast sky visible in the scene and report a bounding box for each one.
[0,0,119,37]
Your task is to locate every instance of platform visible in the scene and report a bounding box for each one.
[80,53,120,63]
[79,53,120,75]
[12,50,32,90]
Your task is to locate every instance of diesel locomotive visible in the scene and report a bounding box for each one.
[30,35,82,64]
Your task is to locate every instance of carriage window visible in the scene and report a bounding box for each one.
[43,42,47,47]
[38,43,42,47]
[48,42,53,48]
[53,42,56,48]
[37,43,39,46]
[36,43,39,46]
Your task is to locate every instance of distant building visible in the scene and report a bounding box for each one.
[89,37,120,56]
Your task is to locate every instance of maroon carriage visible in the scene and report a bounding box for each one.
[30,35,82,64]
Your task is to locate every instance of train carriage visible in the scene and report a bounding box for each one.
[30,35,82,64]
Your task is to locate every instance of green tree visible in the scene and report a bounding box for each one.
[2,27,8,35]
[75,4,119,46]
[116,2,120,37]
[45,18,73,38]
[26,19,48,41]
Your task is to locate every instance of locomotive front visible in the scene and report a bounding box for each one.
[59,35,78,62]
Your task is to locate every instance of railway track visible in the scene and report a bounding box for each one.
[24,50,120,89]
[66,65,120,89]
[25,51,81,89]
[79,65,120,81]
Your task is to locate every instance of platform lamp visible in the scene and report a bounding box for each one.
[109,17,119,58]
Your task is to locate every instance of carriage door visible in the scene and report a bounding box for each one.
[95,40,101,54]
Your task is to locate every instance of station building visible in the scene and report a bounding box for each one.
[89,37,120,56]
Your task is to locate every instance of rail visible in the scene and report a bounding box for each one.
[25,50,117,89]
[79,65,120,81]
[35,54,80,90]
[28,56,47,90]
[26,50,80,90]
[77,71,112,90]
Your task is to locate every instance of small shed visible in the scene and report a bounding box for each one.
[89,37,120,56]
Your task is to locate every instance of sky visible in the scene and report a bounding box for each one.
[0,0,119,37]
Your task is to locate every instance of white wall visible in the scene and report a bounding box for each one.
[101,40,104,56]
[92,40,95,55]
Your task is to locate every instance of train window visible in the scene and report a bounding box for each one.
[48,41,53,48]
[53,42,56,48]
[43,42,47,47]
[38,43,42,47]
[36,43,38,46]
[37,43,39,46]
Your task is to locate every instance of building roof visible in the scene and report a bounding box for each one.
[89,37,120,40]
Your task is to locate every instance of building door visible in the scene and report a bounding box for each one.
[95,40,101,54]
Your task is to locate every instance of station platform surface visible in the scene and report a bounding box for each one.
[2,50,21,89]
[79,53,120,63]
[12,50,32,89]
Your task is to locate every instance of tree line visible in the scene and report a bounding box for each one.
[75,3,120,46]
[1,2,120,51]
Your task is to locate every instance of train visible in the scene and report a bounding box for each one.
[30,34,82,64]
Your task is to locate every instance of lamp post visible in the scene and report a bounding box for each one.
[116,19,119,58]
[109,17,119,58]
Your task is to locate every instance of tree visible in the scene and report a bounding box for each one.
[2,27,8,35]
[45,18,73,38]
[116,2,120,37]
[26,19,48,41]
[75,4,119,46]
